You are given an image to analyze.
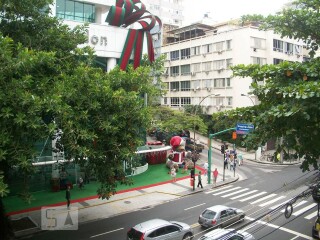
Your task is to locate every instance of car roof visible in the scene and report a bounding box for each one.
[205,205,230,212]
[201,228,232,239]
[133,219,170,232]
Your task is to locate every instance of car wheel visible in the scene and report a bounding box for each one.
[182,232,193,240]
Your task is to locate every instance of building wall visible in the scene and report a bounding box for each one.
[161,24,304,113]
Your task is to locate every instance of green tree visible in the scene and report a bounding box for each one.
[231,0,320,171]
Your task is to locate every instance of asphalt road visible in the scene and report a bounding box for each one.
[30,154,318,240]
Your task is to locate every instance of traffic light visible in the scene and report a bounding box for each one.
[220,145,225,154]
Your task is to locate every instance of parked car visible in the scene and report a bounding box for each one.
[198,228,255,240]
[127,218,194,240]
[198,205,245,228]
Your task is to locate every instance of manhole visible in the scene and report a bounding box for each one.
[124,201,131,204]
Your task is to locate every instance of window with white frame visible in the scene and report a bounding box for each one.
[213,60,225,70]
[216,97,224,106]
[273,39,284,52]
[181,64,191,75]
[273,58,283,65]
[202,61,212,71]
[181,81,191,91]
[163,97,167,105]
[191,46,201,56]
[202,44,212,53]
[193,80,201,89]
[252,37,266,49]
[170,81,179,91]
[226,78,231,87]
[252,57,267,65]
[294,45,301,55]
[181,48,190,59]
[227,97,232,106]
[204,79,212,88]
[171,97,180,107]
[285,42,293,54]
[226,59,233,68]
[214,78,225,88]
[213,41,224,51]
[170,50,179,60]
[192,63,201,72]
[226,40,232,50]
[181,97,191,106]
[170,66,179,76]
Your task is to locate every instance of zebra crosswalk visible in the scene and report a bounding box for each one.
[205,185,318,220]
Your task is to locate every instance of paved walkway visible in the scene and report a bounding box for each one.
[10,133,300,238]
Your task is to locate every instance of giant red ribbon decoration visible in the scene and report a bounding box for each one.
[106,0,162,70]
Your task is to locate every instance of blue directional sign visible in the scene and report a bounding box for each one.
[236,123,254,135]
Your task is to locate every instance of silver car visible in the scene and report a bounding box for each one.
[198,228,255,240]
[127,218,194,240]
[198,205,245,228]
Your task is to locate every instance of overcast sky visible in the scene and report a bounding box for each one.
[183,0,291,25]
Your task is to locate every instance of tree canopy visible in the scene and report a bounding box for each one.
[220,0,320,171]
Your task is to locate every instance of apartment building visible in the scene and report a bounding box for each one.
[161,21,305,113]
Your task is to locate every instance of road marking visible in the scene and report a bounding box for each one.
[184,203,206,211]
[245,216,313,239]
[259,196,285,207]
[205,185,233,194]
[90,228,124,238]
[239,192,267,202]
[305,210,318,220]
[230,190,258,200]
[290,236,300,240]
[269,198,294,210]
[213,187,241,195]
[280,200,307,213]
[292,203,317,216]
[221,188,249,198]
[250,194,277,204]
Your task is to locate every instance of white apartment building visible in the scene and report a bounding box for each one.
[161,21,305,113]
[51,0,185,68]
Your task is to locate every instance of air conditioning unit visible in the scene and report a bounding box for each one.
[218,50,223,54]
[196,86,200,90]
[164,73,169,77]
[205,71,209,74]
[206,87,211,92]
[202,53,206,57]
[191,72,195,76]
[218,67,225,71]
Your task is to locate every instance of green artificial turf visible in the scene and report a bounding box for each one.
[3,163,190,213]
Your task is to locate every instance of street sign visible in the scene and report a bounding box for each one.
[236,123,254,135]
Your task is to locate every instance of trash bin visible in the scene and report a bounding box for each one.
[190,178,194,187]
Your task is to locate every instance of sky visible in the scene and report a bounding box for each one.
[183,0,291,25]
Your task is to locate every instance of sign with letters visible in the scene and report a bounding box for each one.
[236,123,254,135]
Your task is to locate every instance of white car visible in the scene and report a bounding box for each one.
[198,228,255,240]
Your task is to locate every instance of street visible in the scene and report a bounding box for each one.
[30,147,318,240]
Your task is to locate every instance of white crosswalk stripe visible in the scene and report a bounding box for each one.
[305,210,318,220]
[239,191,267,202]
[250,194,277,204]
[292,203,317,216]
[280,200,308,213]
[259,196,285,207]
[221,188,249,198]
[205,185,233,194]
[213,187,241,196]
[230,190,258,200]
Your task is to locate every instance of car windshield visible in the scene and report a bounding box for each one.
[202,209,216,219]
[127,228,144,240]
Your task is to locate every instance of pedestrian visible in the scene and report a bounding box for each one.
[197,171,203,188]
[213,168,219,186]
[66,185,71,209]
[171,167,177,182]
[203,161,208,176]
[238,153,243,166]
[79,177,84,190]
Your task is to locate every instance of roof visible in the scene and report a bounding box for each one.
[133,219,170,231]
[205,205,229,212]
[166,23,215,34]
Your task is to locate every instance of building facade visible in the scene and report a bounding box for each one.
[161,21,305,113]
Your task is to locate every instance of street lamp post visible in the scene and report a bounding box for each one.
[192,93,220,190]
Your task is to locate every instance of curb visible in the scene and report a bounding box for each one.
[244,157,301,166]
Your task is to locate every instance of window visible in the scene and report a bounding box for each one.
[213,60,225,70]
[163,97,167,105]
[214,41,224,51]
[226,59,233,68]
[273,39,283,52]
[181,81,191,91]
[294,45,301,55]
[202,61,212,71]
[170,82,179,91]
[202,44,212,53]
[214,78,225,88]
[204,79,212,88]
[285,42,293,54]
[191,46,201,56]
[181,64,191,75]
[181,97,191,105]
[227,97,232,106]
[216,98,224,106]
[165,225,179,234]
[170,66,179,76]
[226,78,231,87]
[193,80,201,89]
[170,50,180,60]
[171,97,180,107]
[252,37,266,49]
[181,48,190,59]
[252,57,266,65]
[56,0,95,23]
[273,58,283,65]
[192,63,201,72]
[226,40,232,50]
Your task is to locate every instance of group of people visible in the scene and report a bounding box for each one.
[224,150,243,171]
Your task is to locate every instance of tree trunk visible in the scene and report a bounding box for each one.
[0,197,14,240]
